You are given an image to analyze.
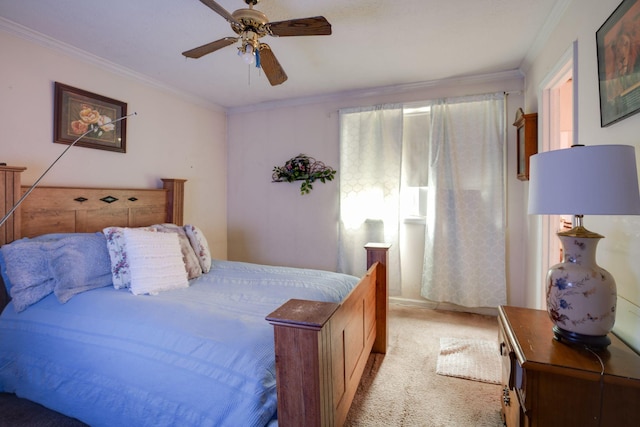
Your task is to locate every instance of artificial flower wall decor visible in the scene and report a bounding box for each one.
[272,154,336,195]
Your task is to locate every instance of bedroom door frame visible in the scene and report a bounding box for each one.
[536,40,578,309]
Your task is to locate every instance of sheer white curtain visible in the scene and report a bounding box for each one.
[421,93,507,307]
[338,104,403,295]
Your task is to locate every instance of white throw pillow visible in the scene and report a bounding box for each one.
[123,228,189,296]
[149,223,203,279]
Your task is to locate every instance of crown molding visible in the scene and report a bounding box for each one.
[0,17,225,113]
[520,0,573,73]
[227,69,524,114]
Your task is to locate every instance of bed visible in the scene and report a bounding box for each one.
[0,165,389,427]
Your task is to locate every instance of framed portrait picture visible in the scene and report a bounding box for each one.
[596,0,640,127]
[54,82,128,153]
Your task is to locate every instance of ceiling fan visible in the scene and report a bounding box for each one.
[182,0,332,86]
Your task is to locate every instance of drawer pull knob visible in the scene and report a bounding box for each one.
[502,386,510,406]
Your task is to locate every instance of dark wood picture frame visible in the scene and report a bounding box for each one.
[54,82,127,153]
[513,108,537,181]
[596,0,640,127]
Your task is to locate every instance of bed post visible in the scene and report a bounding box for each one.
[0,165,26,246]
[365,243,390,354]
[0,165,25,311]
[161,178,186,226]
[266,300,340,427]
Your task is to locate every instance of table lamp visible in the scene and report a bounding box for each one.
[528,144,640,349]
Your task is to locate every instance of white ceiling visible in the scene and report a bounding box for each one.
[0,0,562,110]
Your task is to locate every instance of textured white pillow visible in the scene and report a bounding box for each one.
[149,223,203,279]
[123,228,189,296]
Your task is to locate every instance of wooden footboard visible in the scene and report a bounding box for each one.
[267,244,390,427]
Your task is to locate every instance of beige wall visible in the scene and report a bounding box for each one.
[0,28,228,258]
[523,0,640,349]
[227,72,528,307]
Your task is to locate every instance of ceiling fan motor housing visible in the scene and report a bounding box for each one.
[231,9,269,38]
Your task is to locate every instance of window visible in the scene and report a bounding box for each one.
[401,105,430,220]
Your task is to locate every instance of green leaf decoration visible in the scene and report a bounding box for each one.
[272,154,336,195]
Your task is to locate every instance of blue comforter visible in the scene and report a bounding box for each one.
[0,260,360,427]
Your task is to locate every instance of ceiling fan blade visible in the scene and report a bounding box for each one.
[182,37,239,58]
[267,16,332,37]
[199,0,242,27]
[259,44,288,86]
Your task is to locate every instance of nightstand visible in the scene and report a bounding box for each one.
[498,305,640,427]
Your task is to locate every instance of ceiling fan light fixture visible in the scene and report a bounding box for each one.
[240,43,255,65]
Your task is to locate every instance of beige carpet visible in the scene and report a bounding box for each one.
[345,304,503,426]
[436,338,501,384]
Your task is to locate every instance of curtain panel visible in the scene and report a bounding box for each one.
[421,93,507,307]
[338,105,403,295]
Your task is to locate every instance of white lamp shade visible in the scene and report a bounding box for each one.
[528,145,640,215]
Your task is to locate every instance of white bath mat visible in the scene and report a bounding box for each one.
[436,337,501,384]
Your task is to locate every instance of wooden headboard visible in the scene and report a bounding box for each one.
[0,165,186,308]
[18,180,186,239]
[1,166,185,245]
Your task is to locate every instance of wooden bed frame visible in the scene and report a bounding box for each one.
[0,165,388,427]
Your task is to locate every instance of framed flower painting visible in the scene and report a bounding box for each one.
[53,82,128,153]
